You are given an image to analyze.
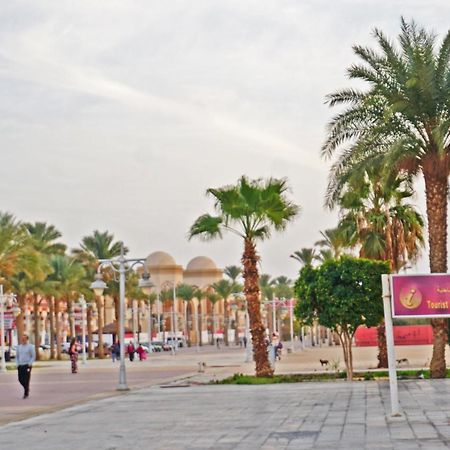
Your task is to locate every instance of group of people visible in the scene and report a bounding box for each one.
[110,341,147,362]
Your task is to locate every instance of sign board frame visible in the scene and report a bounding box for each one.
[391,273,450,319]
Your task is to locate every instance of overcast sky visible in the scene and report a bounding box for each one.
[1,1,449,279]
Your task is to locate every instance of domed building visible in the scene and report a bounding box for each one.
[145,251,184,288]
[184,256,223,288]
[141,251,226,345]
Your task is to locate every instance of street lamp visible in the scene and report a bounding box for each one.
[74,295,92,366]
[269,297,296,353]
[1,285,17,373]
[90,245,153,391]
[161,281,178,351]
[232,292,253,363]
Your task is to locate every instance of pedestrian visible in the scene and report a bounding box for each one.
[68,338,79,373]
[110,342,118,362]
[243,336,247,348]
[16,334,35,399]
[127,341,135,362]
[136,343,146,361]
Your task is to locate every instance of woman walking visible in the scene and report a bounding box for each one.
[69,338,79,373]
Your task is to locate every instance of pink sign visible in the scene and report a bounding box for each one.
[391,274,450,318]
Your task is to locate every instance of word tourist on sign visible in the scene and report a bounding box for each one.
[391,274,450,318]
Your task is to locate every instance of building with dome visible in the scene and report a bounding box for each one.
[141,251,239,345]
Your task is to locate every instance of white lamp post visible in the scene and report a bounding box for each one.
[77,295,87,365]
[0,286,16,373]
[90,245,153,391]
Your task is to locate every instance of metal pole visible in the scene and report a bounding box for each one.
[170,300,175,337]
[289,299,294,353]
[132,299,138,345]
[148,299,152,345]
[156,292,160,340]
[382,274,400,416]
[81,297,87,365]
[272,294,276,334]
[1,285,6,373]
[117,249,129,391]
[173,285,178,343]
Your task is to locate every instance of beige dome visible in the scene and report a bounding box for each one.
[186,256,217,271]
[146,251,176,267]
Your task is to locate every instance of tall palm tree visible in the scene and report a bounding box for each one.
[73,230,126,357]
[212,279,235,346]
[193,287,205,346]
[314,228,345,259]
[334,166,424,367]
[273,276,294,299]
[322,18,450,377]
[205,291,220,344]
[176,283,195,345]
[189,176,299,376]
[290,248,317,267]
[223,265,242,284]
[0,214,48,347]
[25,221,66,358]
[46,255,86,360]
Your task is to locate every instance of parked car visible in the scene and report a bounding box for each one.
[152,340,172,351]
[141,342,162,352]
[166,336,187,348]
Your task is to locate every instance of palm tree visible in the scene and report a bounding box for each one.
[322,18,450,377]
[333,167,424,367]
[0,214,48,347]
[212,279,235,346]
[73,230,126,357]
[290,248,317,267]
[193,287,205,346]
[46,255,86,360]
[25,221,67,358]
[189,176,299,376]
[176,283,195,345]
[223,265,242,284]
[314,228,345,259]
[205,291,220,344]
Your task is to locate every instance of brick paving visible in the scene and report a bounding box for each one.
[2,344,450,449]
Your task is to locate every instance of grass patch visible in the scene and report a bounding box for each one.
[219,369,450,384]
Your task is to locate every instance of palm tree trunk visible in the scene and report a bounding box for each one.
[49,297,55,360]
[55,299,62,360]
[377,321,388,368]
[211,308,215,345]
[87,306,93,358]
[424,167,448,378]
[33,295,40,361]
[16,295,25,343]
[242,238,273,377]
[197,303,203,346]
[224,299,229,346]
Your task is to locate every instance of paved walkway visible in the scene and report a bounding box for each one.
[2,379,450,449]
[2,344,450,449]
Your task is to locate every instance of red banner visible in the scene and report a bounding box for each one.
[355,325,433,346]
[391,274,450,318]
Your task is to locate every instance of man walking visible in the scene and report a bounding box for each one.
[16,334,35,399]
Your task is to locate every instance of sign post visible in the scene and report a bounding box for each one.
[383,273,450,417]
[382,275,400,416]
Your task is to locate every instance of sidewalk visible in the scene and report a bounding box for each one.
[2,344,449,449]
[2,377,450,449]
